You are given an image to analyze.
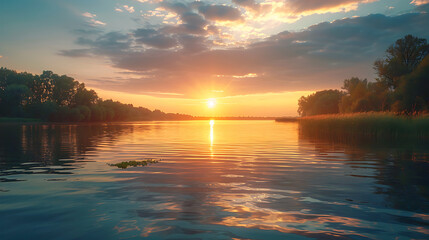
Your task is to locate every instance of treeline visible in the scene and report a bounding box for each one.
[0,69,193,121]
[298,35,429,116]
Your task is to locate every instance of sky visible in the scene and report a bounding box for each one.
[1,0,428,116]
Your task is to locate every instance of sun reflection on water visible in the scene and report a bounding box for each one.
[209,120,214,158]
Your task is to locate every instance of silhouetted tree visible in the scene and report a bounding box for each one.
[339,77,390,113]
[0,67,193,121]
[72,83,98,107]
[298,90,344,116]
[392,56,429,113]
[374,35,429,89]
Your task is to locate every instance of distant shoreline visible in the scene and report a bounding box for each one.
[0,116,279,123]
[274,117,299,122]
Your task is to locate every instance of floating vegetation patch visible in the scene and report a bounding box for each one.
[108,159,160,169]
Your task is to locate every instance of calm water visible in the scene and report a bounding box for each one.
[1,121,429,240]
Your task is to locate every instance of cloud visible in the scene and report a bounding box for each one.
[157,2,211,35]
[134,28,178,49]
[232,0,377,23]
[72,32,132,56]
[82,12,106,26]
[162,12,209,35]
[63,5,429,97]
[82,12,96,18]
[281,0,377,15]
[160,1,190,15]
[232,0,271,15]
[116,5,135,13]
[197,4,244,22]
[123,5,135,13]
[411,0,429,6]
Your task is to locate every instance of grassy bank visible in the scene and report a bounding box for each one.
[295,113,429,141]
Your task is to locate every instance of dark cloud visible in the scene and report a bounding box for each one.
[159,1,209,35]
[176,12,208,34]
[61,6,429,96]
[82,32,132,55]
[160,1,190,15]
[178,35,209,53]
[197,4,244,22]
[134,28,178,49]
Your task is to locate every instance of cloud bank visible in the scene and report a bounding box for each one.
[61,2,429,97]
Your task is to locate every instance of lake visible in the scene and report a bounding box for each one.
[1,120,428,239]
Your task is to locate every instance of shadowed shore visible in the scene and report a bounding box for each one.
[277,112,429,141]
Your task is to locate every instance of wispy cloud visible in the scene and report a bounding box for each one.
[123,5,135,13]
[82,12,106,26]
[82,12,96,18]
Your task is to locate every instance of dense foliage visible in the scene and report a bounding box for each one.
[298,90,344,117]
[0,69,193,121]
[298,35,429,116]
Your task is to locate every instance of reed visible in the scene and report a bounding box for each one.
[297,112,429,142]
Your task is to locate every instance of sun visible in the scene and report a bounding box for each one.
[207,98,216,108]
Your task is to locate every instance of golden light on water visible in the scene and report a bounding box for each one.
[207,98,216,108]
[210,120,214,157]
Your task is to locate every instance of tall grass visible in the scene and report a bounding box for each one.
[298,112,429,142]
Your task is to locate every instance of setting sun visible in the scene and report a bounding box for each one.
[207,98,216,108]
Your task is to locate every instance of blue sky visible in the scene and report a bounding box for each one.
[1,0,428,116]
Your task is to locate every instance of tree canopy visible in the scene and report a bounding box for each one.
[374,34,429,89]
[0,68,193,121]
[298,90,344,116]
[298,35,429,116]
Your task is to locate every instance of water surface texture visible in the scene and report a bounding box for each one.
[1,121,428,239]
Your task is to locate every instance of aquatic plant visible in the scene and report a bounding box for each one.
[108,159,160,169]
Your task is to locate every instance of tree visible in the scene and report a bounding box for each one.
[51,73,78,106]
[392,55,429,113]
[298,90,344,116]
[72,83,98,107]
[0,84,30,116]
[0,67,193,121]
[339,77,390,113]
[374,35,429,89]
